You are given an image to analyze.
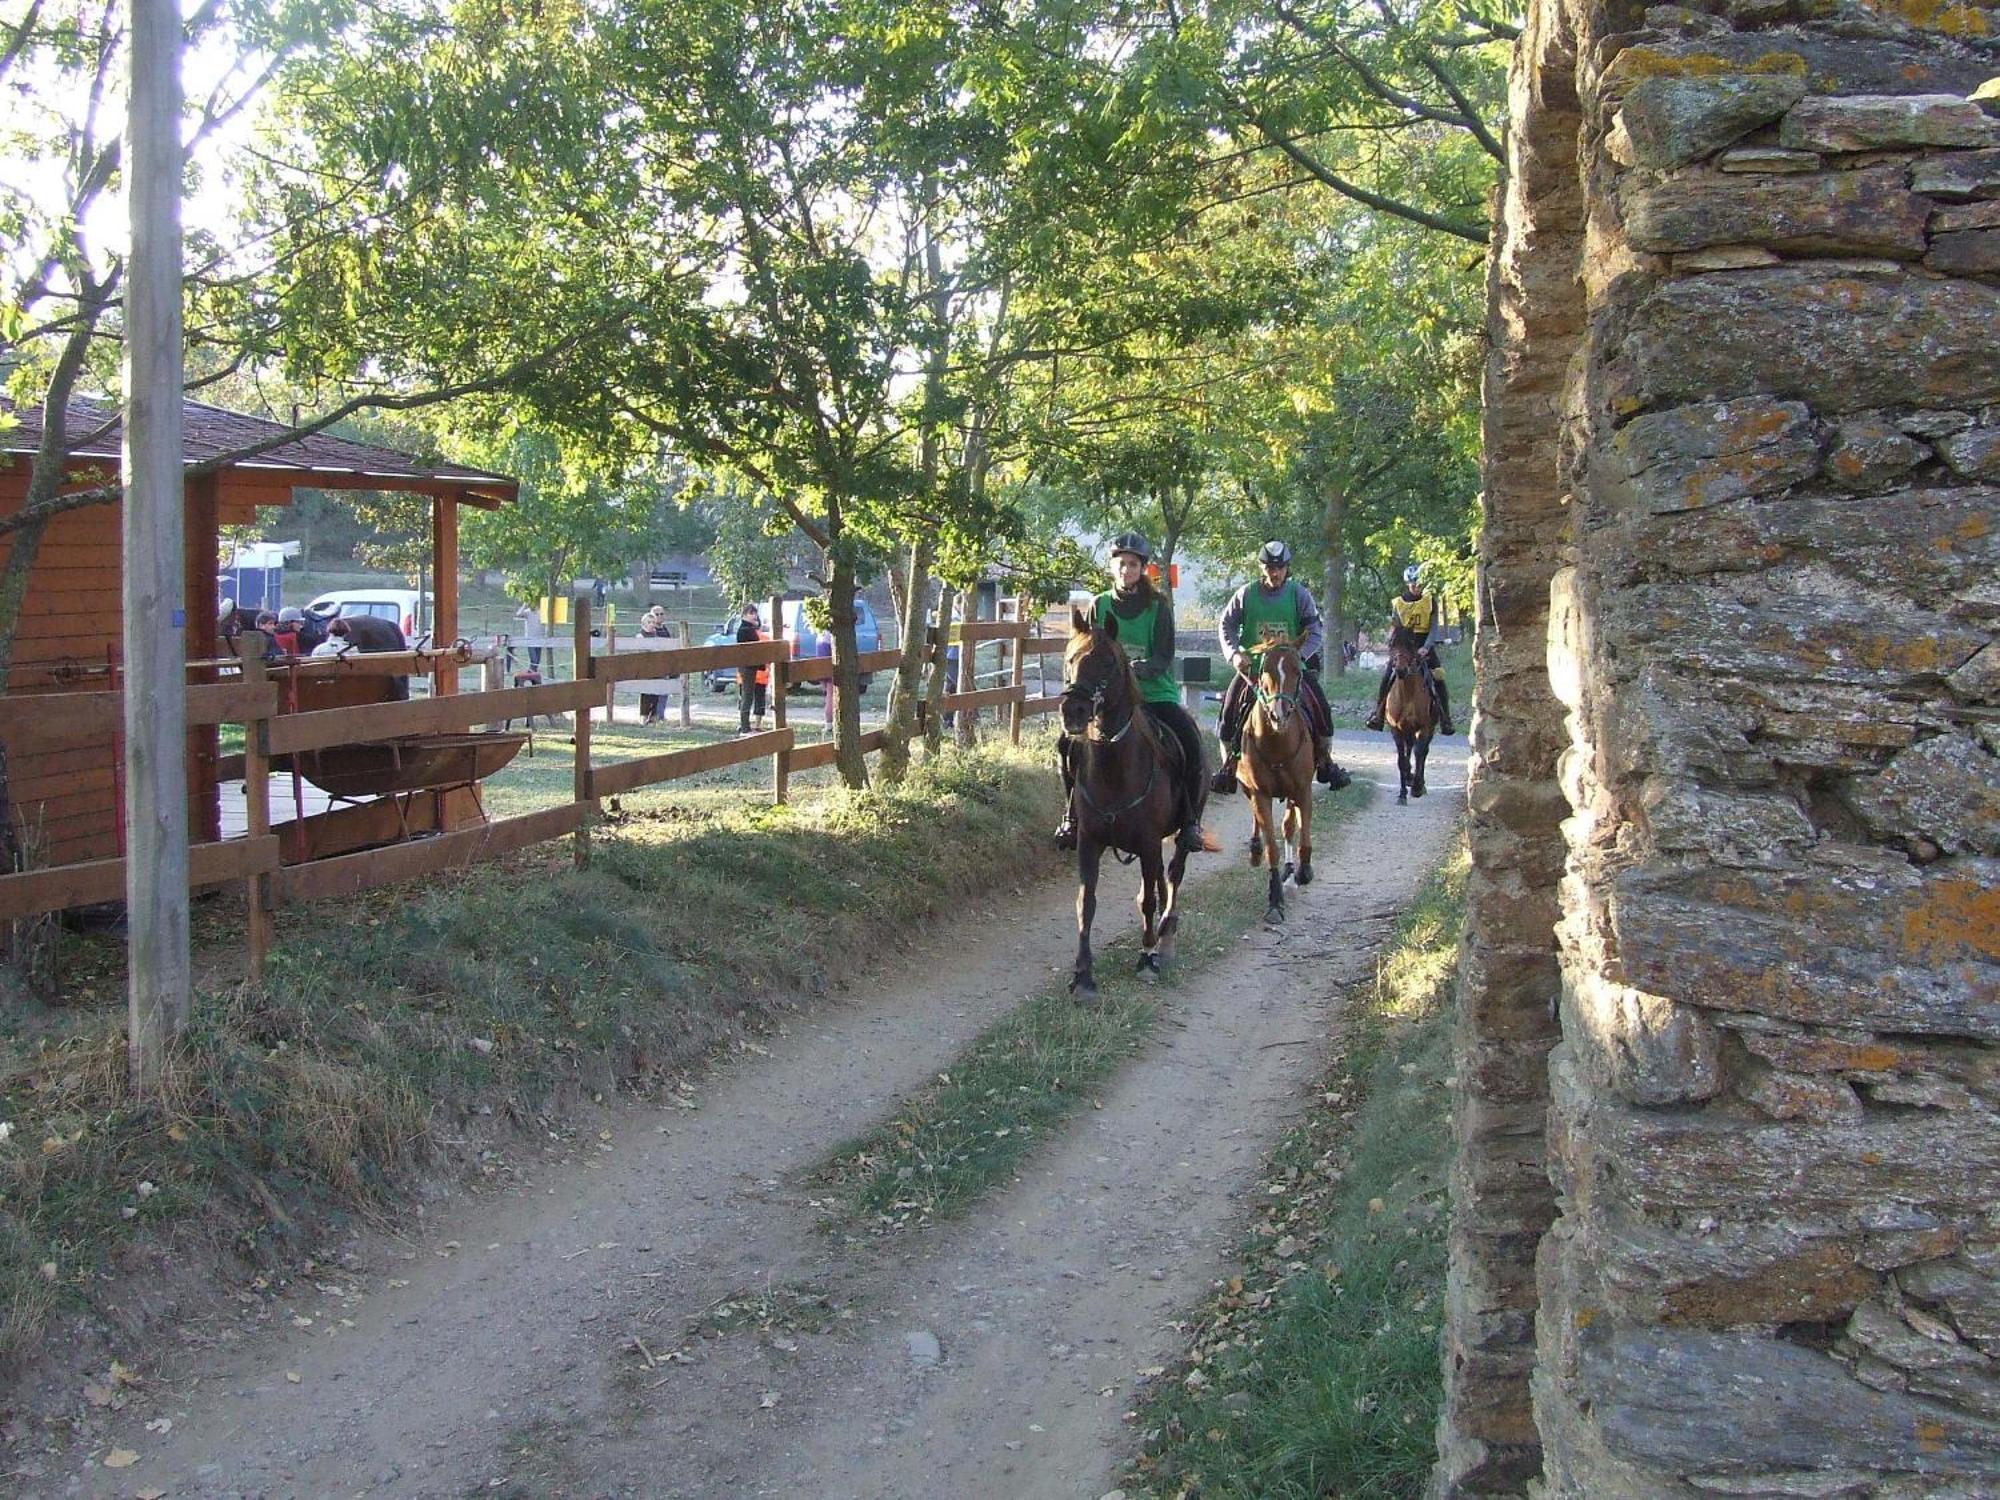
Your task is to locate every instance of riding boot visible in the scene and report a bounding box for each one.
[1209,745,1239,794]
[1365,664,1393,731]
[1313,733,1351,789]
[1434,675,1456,736]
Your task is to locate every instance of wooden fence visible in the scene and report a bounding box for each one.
[0,598,1071,981]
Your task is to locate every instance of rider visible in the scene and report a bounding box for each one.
[1054,532,1208,855]
[1211,540,1349,793]
[1366,564,1456,735]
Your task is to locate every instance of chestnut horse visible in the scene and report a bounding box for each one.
[1233,630,1315,925]
[1384,634,1436,805]
[1061,605,1192,1000]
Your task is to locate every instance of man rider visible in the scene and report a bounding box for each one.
[1054,532,1208,855]
[1211,541,1350,793]
[1366,564,1456,735]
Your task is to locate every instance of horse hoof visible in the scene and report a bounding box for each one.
[1264,905,1285,926]
[1069,973,1098,1003]
[1296,862,1314,887]
[1398,792,1408,805]
[1282,861,1296,885]
[1135,953,1160,981]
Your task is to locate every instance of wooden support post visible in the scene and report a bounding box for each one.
[678,618,693,726]
[235,635,272,984]
[769,593,789,804]
[124,0,189,1095]
[572,597,593,869]
[957,606,978,743]
[1010,607,1027,746]
[431,498,459,695]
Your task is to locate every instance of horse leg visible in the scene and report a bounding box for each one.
[1280,798,1297,886]
[1071,840,1105,1002]
[1254,792,1284,924]
[1294,792,1314,886]
[1158,840,1188,965]
[1413,731,1431,799]
[1135,846,1165,980]
[1395,729,1411,805]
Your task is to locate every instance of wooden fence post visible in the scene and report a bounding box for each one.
[678,618,693,727]
[573,597,593,869]
[769,593,789,804]
[236,635,272,984]
[1010,607,1027,746]
[957,608,978,745]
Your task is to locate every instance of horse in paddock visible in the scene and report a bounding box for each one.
[1383,634,1437,805]
[1234,630,1316,925]
[1060,606,1195,1001]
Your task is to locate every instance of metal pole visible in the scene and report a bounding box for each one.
[123,0,188,1095]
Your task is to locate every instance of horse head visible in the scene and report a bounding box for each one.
[1387,633,1423,682]
[1063,605,1138,741]
[1255,627,1302,731]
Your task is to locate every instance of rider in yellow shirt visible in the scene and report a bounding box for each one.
[1366,564,1456,735]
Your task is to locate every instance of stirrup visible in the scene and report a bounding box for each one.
[1364,710,1384,731]
[1210,758,1239,794]
[1439,714,1456,736]
[1318,760,1352,790]
[1054,816,1078,851]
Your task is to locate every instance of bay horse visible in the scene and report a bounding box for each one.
[1061,604,1192,1001]
[1383,633,1436,805]
[1234,630,1315,925]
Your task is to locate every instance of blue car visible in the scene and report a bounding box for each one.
[704,598,883,691]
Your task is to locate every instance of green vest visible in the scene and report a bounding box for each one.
[1095,591,1180,706]
[1239,581,1304,664]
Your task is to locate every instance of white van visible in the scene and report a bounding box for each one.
[305,589,432,641]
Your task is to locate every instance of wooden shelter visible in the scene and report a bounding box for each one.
[0,397,517,869]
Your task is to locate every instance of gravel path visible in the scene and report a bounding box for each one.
[57,729,1466,1500]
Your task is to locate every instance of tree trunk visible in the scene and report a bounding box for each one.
[828,543,867,789]
[879,536,933,784]
[1323,481,1346,673]
[923,585,953,754]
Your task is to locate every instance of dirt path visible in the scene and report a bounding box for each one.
[52,730,1465,1500]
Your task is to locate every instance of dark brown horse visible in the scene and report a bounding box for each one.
[1383,634,1436,805]
[1061,605,1192,1000]
[1233,630,1315,924]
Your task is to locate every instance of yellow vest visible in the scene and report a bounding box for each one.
[1391,591,1435,637]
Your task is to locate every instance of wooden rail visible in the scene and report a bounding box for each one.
[589,728,794,800]
[0,682,278,753]
[0,835,280,922]
[271,804,584,902]
[267,680,603,754]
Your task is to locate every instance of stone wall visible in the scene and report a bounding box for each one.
[1440,0,2000,1492]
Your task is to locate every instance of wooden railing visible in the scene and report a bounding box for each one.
[0,599,1075,980]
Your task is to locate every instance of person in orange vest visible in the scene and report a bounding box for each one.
[735,603,769,734]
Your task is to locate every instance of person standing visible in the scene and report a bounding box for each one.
[637,605,671,723]
[1053,533,1207,854]
[1211,540,1349,791]
[735,604,769,734]
[327,612,411,700]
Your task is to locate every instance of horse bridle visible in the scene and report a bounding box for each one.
[1061,676,1136,745]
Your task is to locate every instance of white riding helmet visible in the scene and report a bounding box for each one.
[1403,564,1423,586]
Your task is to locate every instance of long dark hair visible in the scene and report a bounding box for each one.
[1112,572,1156,608]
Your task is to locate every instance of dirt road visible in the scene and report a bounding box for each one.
[54,730,1465,1500]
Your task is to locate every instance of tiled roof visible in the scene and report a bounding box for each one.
[2,396,517,501]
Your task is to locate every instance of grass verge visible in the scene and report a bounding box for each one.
[812,780,1374,1233]
[1128,832,1468,1499]
[0,740,1062,1382]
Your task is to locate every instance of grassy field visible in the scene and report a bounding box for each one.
[0,739,1063,1378]
[1129,837,1467,1499]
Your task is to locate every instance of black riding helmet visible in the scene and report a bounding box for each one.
[1109,531,1152,563]
[1258,539,1293,568]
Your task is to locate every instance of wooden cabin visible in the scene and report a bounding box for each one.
[0,397,517,870]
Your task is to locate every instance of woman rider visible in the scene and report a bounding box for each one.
[1054,532,1208,854]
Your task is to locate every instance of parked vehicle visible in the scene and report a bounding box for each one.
[703,598,883,692]
[304,588,433,641]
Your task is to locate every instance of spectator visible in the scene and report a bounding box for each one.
[638,605,671,724]
[327,613,411,701]
[512,600,546,674]
[735,604,768,735]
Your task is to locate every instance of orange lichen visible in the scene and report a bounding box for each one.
[1859,0,1992,35]
[1901,878,2000,961]
[1602,48,1809,89]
